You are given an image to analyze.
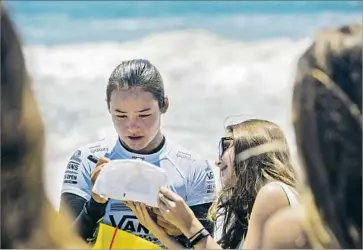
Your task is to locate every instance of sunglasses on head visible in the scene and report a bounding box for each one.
[218,136,233,158]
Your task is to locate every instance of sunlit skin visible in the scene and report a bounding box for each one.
[109,87,165,153]
[126,125,298,249]
[216,145,235,187]
[102,87,180,236]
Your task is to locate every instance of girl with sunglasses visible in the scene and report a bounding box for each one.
[127,118,299,249]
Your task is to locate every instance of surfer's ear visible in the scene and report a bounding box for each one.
[161,96,169,114]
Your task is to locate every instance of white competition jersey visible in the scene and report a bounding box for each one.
[61,136,216,245]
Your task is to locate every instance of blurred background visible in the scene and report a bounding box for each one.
[4,1,362,210]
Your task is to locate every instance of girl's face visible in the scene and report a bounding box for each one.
[109,87,162,152]
[217,136,235,187]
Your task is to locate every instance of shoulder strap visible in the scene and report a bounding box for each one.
[273,182,298,207]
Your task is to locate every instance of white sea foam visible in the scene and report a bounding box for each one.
[21,14,356,209]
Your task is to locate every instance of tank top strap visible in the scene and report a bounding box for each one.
[272,181,298,207]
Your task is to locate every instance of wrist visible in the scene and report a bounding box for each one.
[85,197,108,218]
[92,192,108,204]
[152,227,169,241]
[182,218,204,239]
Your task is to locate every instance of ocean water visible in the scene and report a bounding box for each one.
[5,1,362,209]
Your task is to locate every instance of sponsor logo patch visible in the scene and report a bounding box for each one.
[109,215,149,235]
[63,173,78,184]
[205,167,215,194]
[90,147,108,154]
[70,150,82,163]
[131,156,144,160]
[67,161,80,171]
[176,151,195,161]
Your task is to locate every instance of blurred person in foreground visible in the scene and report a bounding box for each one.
[263,23,362,249]
[1,6,85,248]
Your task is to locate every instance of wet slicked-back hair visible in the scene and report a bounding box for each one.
[1,6,85,248]
[292,24,362,249]
[106,59,165,109]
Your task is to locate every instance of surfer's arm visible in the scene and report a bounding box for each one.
[60,148,107,241]
[60,192,87,219]
[73,196,108,241]
[60,192,107,241]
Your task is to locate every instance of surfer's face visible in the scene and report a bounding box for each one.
[109,87,163,152]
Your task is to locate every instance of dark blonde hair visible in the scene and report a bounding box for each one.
[209,119,297,248]
[1,6,85,248]
[292,24,362,248]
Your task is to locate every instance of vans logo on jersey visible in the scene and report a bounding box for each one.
[70,150,82,163]
[109,215,149,234]
[67,161,79,171]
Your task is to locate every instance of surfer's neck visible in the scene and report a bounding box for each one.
[119,132,165,155]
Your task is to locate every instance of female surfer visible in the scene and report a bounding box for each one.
[59,59,216,247]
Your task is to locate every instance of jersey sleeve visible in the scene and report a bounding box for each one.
[61,148,92,201]
[186,159,216,206]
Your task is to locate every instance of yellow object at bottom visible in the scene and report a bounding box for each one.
[92,223,161,249]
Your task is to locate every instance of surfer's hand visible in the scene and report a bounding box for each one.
[125,201,168,239]
[158,187,203,238]
[90,156,110,204]
[152,208,183,236]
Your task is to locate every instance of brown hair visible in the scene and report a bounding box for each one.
[106,59,166,110]
[209,119,297,248]
[1,6,85,248]
[292,24,362,248]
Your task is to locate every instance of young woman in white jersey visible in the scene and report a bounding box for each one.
[128,119,299,248]
[59,59,215,247]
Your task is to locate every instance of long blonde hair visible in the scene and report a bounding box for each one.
[1,6,86,248]
[209,119,297,248]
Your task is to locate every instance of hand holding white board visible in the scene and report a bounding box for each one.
[92,159,169,207]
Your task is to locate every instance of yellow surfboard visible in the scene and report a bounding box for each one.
[92,223,161,249]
